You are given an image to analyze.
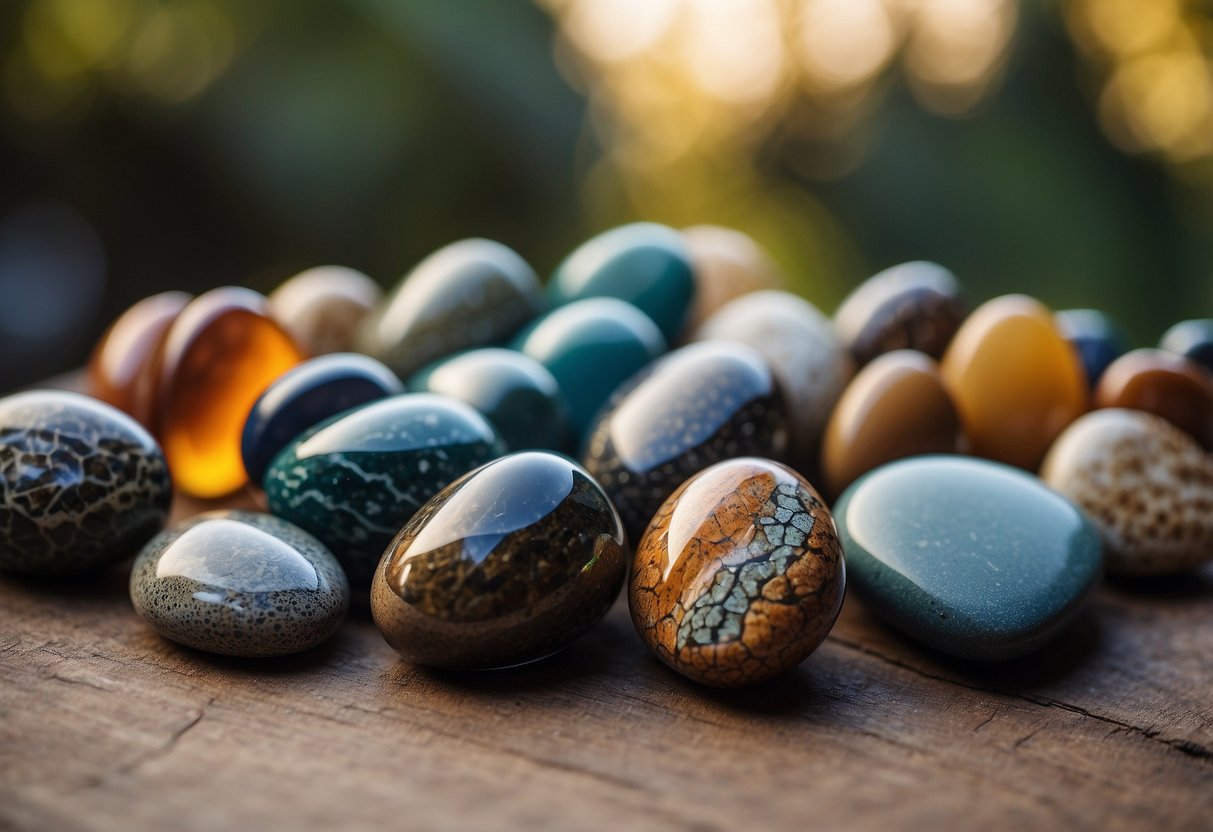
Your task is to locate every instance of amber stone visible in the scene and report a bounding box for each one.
[940,294,1087,470]
[155,287,304,498]
[268,266,382,356]
[822,350,963,498]
[629,458,844,688]
[1094,349,1213,450]
[88,291,191,425]
[681,225,782,335]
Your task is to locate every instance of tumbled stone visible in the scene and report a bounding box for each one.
[1094,348,1213,450]
[268,266,382,356]
[681,225,782,334]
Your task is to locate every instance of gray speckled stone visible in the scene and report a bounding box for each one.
[130,511,350,657]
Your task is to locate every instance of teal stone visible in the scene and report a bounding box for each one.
[834,456,1102,661]
[409,348,570,452]
[263,394,504,590]
[547,223,695,343]
[512,298,666,439]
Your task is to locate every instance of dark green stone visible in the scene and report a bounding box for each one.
[834,456,1102,661]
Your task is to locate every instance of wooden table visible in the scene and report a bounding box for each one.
[2,381,1211,831]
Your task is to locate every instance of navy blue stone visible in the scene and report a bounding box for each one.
[1055,309,1129,388]
[1159,319,1213,375]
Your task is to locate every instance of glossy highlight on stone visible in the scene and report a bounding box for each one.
[372,452,626,669]
[1055,308,1128,389]
[630,458,844,688]
[154,287,304,498]
[681,225,782,334]
[547,223,695,343]
[409,348,569,452]
[940,294,1087,470]
[582,341,787,543]
[130,511,349,657]
[268,266,382,356]
[242,353,404,484]
[1159,318,1213,374]
[822,351,963,498]
[1042,409,1213,576]
[264,394,503,589]
[0,391,172,576]
[361,238,544,379]
[835,456,1102,661]
[1094,349,1213,450]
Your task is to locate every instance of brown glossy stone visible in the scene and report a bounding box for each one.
[154,287,304,498]
[1094,349,1213,450]
[940,294,1087,470]
[268,266,382,356]
[822,350,963,498]
[629,457,845,688]
[681,225,782,335]
[87,291,191,426]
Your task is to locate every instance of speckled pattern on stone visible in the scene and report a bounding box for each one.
[130,510,349,657]
[0,390,171,576]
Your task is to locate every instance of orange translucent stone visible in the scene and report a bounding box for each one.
[941,295,1087,470]
[87,291,191,426]
[154,287,304,498]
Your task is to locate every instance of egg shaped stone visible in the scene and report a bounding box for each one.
[242,353,404,484]
[1094,349,1213,450]
[630,458,844,688]
[1160,319,1213,374]
[154,287,305,498]
[940,294,1087,470]
[512,298,667,438]
[547,223,694,343]
[264,394,503,589]
[1055,308,1129,389]
[268,266,382,356]
[681,225,782,334]
[361,239,544,379]
[130,511,349,657]
[582,341,788,543]
[834,261,967,367]
[835,456,1102,661]
[1042,409,1213,576]
[692,290,852,472]
[822,351,963,498]
[409,348,569,452]
[0,391,172,576]
[372,451,626,669]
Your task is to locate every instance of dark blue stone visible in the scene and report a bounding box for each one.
[1055,309,1128,388]
[1160,319,1213,375]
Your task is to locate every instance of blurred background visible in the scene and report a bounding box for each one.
[1,0,1210,390]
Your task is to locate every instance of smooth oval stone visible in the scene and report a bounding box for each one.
[1094,349,1213,450]
[692,290,852,471]
[1042,409,1213,576]
[547,223,694,343]
[371,451,626,669]
[155,287,305,498]
[822,351,963,498]
[681,225,782,335]
[1160,319,1213,374]
[268,266,382,356]
[88,291,191,426]
[1055,308,1129,388]
[629,458,844,687]
[834,261,967,366]
[264,394,503,589]
[512,298,667,438]
[130,511,349,657]
[835,456,1101,661]
[0,391,171,576]
[582,341,788,543]
[940,294,1087,470]
[409,348,569,452]
[361,239,544,379]
[242,353,404,484]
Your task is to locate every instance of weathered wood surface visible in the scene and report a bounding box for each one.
[2,379,1212,831]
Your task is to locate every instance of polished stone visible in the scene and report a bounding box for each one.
[681,225,782,335]
[1095,349,1213,450]
[268,266,382,356]
[1055,308,1128,388]
[1159,318,1213,374]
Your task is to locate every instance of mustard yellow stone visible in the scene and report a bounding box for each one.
[941,295,1087,470]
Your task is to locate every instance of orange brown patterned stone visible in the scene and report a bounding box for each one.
[628,457,845,688]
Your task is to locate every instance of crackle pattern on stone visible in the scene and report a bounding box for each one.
[630,460,844,687]
[0,391,171,576]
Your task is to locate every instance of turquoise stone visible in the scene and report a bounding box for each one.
[547,223,695,343]
[512,298,666,439]
[409,348,570,452]
[263,394,504,590]
[1160,319,1213,375]
[834,456,1102,661]
[1056,309,1128,388]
